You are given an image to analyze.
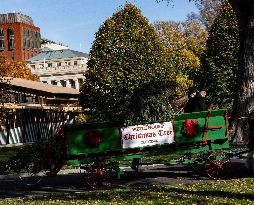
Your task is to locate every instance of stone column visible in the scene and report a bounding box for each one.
[66,79,71,88]
[75,79,79,90]
[57,81,61,87]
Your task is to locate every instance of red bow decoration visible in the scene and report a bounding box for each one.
[86,130,101,146]
[183,119,199,137]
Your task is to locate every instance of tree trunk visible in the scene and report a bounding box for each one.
[229,0,254,145]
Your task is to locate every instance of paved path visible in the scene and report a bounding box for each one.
[0,159,253,199]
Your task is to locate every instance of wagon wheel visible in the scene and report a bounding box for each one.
[103,163,119,187]
[188,154,206,177]
[131,158,142,172]
[84,166,107,189]
[204,152,232,180]
[84,163,119,189]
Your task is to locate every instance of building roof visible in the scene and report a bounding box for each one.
[1,78,79,98]
[0,13,34,26]
[27,49,89,62]
[41,42,69,51]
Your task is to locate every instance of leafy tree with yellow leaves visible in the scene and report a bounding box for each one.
[154,20,208,96]
[0,56,9,130]
[0,54,38,128]
[0,55,38,81]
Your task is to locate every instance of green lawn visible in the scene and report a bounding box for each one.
[0,146,21,161]
[1,178,254,204]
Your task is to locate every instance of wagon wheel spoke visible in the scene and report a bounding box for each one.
[102,166,118,187]
[206,167,218,178]
[205,163,220,179]
[205,153,232,180]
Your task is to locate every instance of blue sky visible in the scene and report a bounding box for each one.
[0,0,198,53]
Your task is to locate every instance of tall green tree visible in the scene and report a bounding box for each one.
[159,0,254,145]
[79,3,175,121]
[200,1,239,109]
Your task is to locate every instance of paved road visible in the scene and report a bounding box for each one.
[0,159,253,199]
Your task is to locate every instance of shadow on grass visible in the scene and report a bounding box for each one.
[9,185,254,204]
[0,159,253,203]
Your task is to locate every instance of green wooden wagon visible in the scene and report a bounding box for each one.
[49,108,231,188]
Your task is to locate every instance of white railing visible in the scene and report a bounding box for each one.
[32,64,88,75]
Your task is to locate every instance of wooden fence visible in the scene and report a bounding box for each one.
[0,109,78,145]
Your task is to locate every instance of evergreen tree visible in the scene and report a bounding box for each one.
[200,1,239,108]
[79,3,175,121]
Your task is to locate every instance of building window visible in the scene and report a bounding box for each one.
[48,63,52,67]
[78,78,83,85]
[74,61,77,66]
[22,28,27,49]
[36,32,41,49]
[68,62,71,66]
[30,64,35,69]
[31,40,34,49]
[70,79,75,89]
[7,28,15,50]
[26,39,30,49]
[31,30,34,49]
[60,80,66,87]
[57,62,61,66]
[51,80,57,85]
[0,28,4,50]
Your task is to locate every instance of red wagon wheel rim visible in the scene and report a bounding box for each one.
[205,158,231,179]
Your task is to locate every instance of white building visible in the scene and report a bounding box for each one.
[27,49,88,90]
[41,42,69,51]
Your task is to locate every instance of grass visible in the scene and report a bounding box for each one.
[0,146,22,161]
[1,178,254,204]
